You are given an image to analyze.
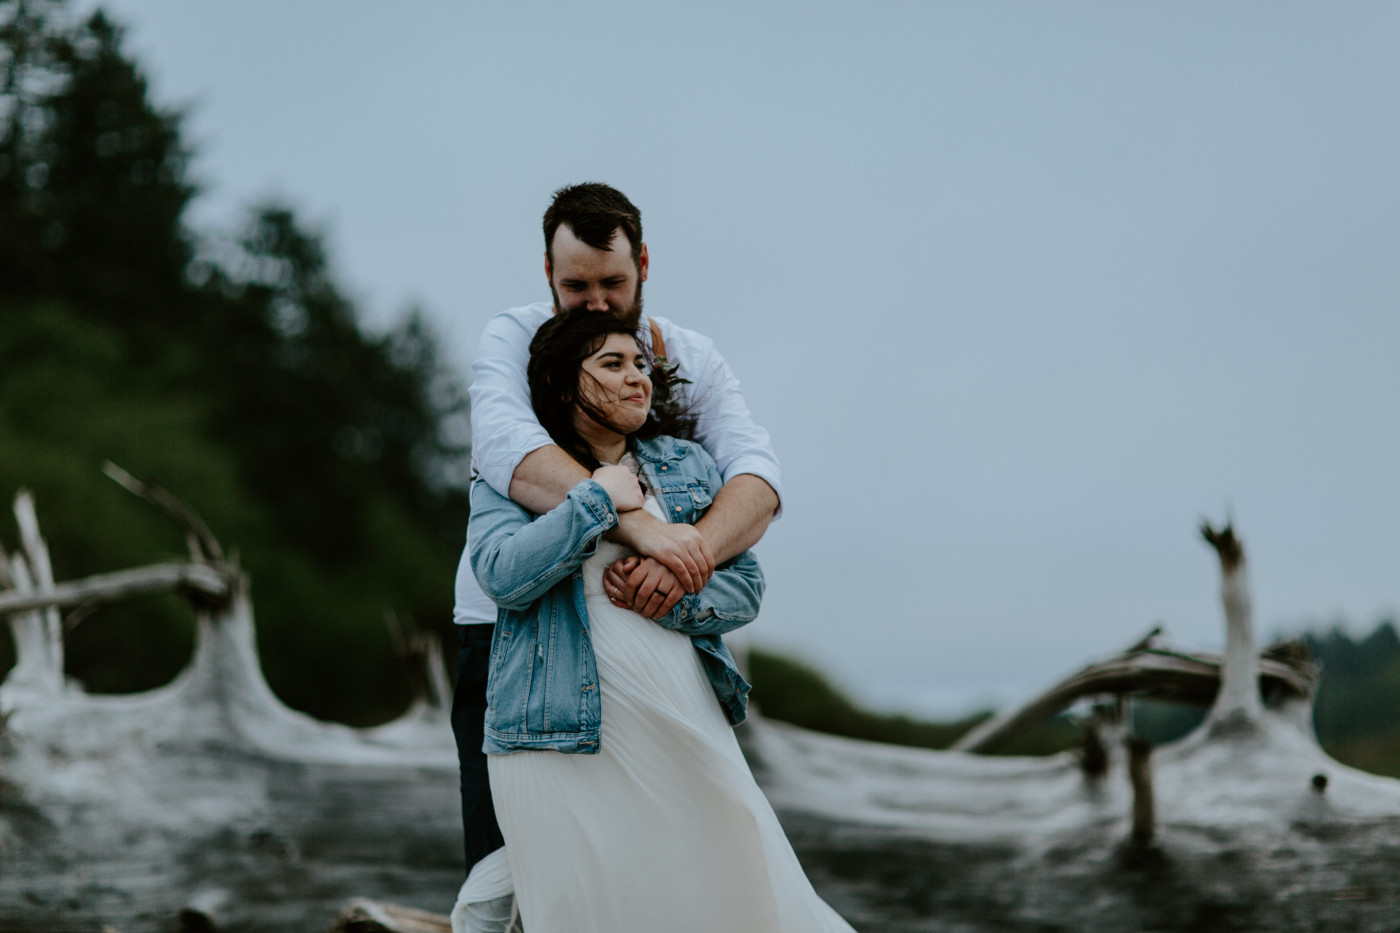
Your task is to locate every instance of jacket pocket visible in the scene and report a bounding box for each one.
[659,479,711,520]
[485,625,509,711]
[687,481,713,510]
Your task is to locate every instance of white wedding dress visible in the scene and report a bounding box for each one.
[486,493,856,932]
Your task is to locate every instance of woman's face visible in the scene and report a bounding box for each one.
[575,332,652,435]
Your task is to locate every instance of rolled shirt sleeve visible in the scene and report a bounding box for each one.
[650,316,783,516]
[468,304,555,498]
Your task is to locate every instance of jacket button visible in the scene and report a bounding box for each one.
[674,506,682,513]
[661,465,667,471]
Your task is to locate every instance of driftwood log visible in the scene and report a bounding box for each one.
[4,479,1400,933]
[1,475,463,932]
[948,636,1317,754]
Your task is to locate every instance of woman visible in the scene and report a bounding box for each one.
[468,311,855,931]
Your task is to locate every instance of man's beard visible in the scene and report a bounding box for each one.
[551,280,644,332]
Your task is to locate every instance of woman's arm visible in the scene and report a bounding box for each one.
[468,476,619,611]
[649,548,764,637]
[622,439,765,634]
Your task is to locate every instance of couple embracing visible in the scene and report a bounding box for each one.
[451,183,855,931]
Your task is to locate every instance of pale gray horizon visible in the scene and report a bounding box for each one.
[79,0,1400,717]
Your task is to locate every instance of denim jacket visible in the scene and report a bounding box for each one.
[468,435,763,755]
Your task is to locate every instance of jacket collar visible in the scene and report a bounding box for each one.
[630,435,688,464]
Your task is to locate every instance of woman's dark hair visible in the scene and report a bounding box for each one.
[528,310,694,470]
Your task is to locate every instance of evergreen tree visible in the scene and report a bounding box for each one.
[1,0,469,724]
[1306,620,1400,747]
[1,2,194,330]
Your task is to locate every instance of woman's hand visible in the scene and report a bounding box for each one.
[591,464,644,513]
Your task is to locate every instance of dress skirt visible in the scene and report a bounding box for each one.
[488,533,855,932]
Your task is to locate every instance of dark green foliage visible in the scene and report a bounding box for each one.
[0,1,467,725]
[748,646,1082,755]
[1,4,193,333]
[0,301,217,690]
[750,647,993,751]
[1131,698,1207,746]
[1124,624,1400,773]
[995,714,1081,757]
[1303,620,1400,777]
[200,204,470,568]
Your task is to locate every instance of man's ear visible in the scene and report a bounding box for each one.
[637,243,649,283]
[544,250,552,283]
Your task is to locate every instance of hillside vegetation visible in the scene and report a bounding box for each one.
[1,1,467,724]
[752,620,1400,777]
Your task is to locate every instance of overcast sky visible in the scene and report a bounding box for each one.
[81,0,1399,716]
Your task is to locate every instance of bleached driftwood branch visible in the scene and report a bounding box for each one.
[0,472,241,695]
[1,472,463,933]
[102,461,226,563]
[384,609,453,714]
[0,561,233,617]
[1127,736,1154,844]
[14,490,63,678]
[949,633,1315,754]
[1200,519,1263,725]
[331,899,452,933]
[952,520,1314,755]
[2,491,66,693]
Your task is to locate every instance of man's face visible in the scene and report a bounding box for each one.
[546,224,648,330]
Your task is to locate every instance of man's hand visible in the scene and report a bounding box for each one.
[591,465,644,513]
[603,556,687,619]
[612,510,715,593]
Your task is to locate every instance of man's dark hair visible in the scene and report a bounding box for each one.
[543,183,644,267]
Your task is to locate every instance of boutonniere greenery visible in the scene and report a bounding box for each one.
[650,355,691,420]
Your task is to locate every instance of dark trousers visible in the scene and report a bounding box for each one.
[451,623,504,875]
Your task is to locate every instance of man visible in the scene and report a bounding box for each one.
[450,183,781,927]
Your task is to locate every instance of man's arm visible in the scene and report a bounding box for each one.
[605,473,777,619]
[668,320,783,520]
[695,474,778,563]
[470,307,556,498]
[505,445,590,515]
[509,444,715,592]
